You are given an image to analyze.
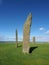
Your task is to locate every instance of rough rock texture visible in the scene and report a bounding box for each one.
[33,37,35,44]
[23,13,32,53]
[16,29,18,47]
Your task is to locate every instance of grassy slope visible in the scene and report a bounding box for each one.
[0,42,49,65]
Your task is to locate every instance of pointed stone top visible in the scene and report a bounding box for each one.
[16,29,18,32]
[16,29,17,31]
[24,12,32,27]
[28,12,32,16]
[27,12,32,21]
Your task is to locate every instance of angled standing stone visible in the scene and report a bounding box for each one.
[16,29,18,48]
[33,36,35,44]
[23,13,32,53]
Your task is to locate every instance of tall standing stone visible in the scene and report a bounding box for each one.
[16,29,18,47]
[23,13,32,53]
[33,36,35,44]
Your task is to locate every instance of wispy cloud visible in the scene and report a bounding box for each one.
[30,36,49,42]
[45,30,49,34]
[0,36,6,41]
[39,27,45,31]
[0,36,23,41]
[0,36,15,41]
[36,36,49,42]
[6,37,16,41]
[0,35,49,42]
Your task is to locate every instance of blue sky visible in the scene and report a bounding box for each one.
[0,0,49,41]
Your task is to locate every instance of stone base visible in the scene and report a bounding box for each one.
[23,47,29,54]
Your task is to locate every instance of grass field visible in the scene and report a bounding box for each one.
[0,42,49,65]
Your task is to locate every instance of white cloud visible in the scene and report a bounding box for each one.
[39,27,44,31]
[45,30,49,34]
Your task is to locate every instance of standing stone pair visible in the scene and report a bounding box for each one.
[16,13,32,54]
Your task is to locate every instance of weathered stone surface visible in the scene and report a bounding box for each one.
[16,29,18,47]
[33,36,35,44]
[23,13,32,53]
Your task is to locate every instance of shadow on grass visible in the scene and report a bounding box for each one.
[29,46,38,53]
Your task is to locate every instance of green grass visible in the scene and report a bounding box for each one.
[0,42,49,65]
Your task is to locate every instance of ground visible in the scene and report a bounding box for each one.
[0,42,49,65]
